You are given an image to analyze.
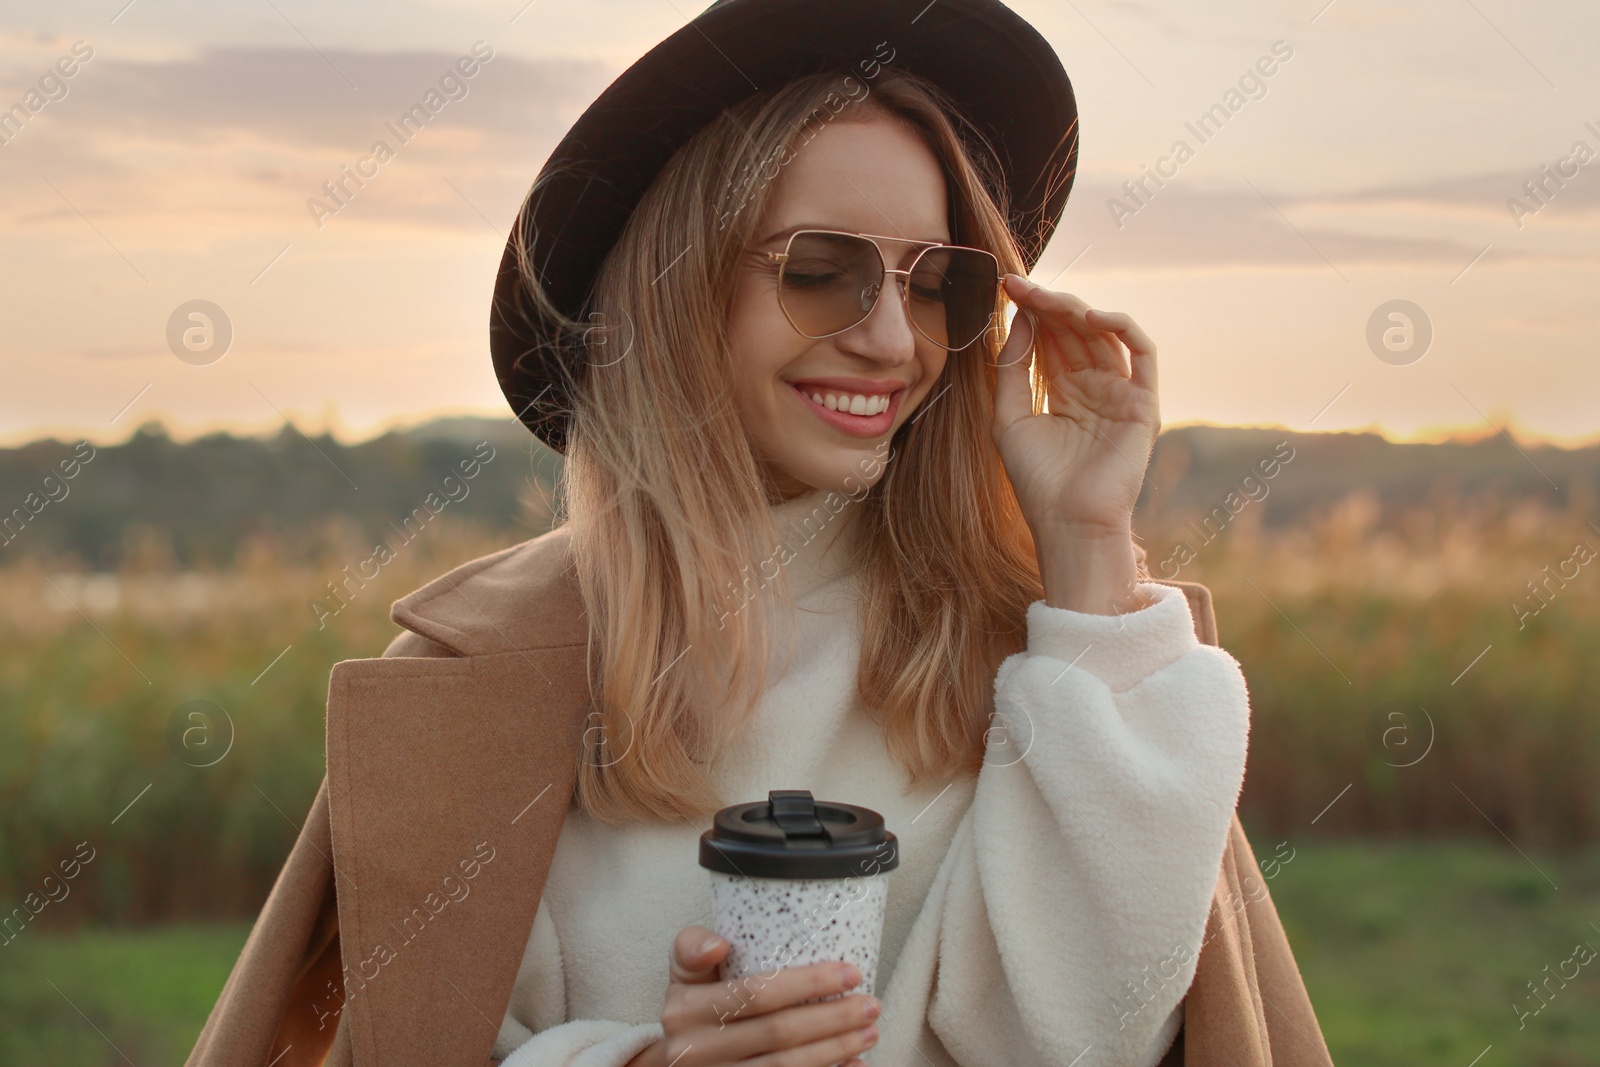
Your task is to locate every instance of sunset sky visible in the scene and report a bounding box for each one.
[2,0,1596,447]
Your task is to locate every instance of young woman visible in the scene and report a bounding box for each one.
[482,17,1249,1067]
[188,2,1332,1065]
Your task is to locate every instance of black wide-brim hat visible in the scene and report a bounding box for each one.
[490,0,1078,454]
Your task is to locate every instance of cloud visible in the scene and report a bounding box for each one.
[4,45,614,149]
[1059,178,1596,270]
[1307,169,1600,214]
[0,46,618,232]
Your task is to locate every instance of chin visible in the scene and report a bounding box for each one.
[769,442,892,502]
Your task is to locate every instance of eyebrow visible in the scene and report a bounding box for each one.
[759,224,952,246]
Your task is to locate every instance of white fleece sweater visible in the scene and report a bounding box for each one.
[492,489,1251,1067]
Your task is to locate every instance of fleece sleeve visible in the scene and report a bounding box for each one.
[925,581,1251,1067]
[496,1022,663,1067]
[492,899,665,1067]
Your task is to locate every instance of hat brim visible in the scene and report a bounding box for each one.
[490,0,1078,453]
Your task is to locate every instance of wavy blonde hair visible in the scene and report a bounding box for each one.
[522,68,1077,823]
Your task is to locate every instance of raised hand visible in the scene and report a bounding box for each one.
[991,274,1161,615]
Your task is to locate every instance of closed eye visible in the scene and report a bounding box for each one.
[784,270,845,288]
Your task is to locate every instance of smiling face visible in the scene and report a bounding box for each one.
[727,112,954,501]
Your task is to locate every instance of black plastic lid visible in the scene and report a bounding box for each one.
[699,789,900,880]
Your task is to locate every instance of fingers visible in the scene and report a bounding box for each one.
[1082,308,1152,354]
[1084,308,1158,393]
[993,302,1036,370]
[992,305,1037,435]
[743,1016,880,1067]
[661,958,878,1066]
[1004,275,1099,374]
[693,960,861,1023]
[1003,275,1158,391]
[1004,272,1090,316]
[669,926,727,984]
[705,991,880,1064]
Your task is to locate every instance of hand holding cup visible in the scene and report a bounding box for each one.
[622,924,880,1067]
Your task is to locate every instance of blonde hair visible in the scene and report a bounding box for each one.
[518,68,1078,823]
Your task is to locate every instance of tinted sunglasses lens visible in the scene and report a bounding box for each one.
[907,247,1000,350]
[778,232,884,338]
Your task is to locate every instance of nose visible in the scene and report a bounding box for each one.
[836,272,918,366]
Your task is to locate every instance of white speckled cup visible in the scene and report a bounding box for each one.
[700,789,899,1002]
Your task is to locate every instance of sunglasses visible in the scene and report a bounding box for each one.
[761,229,1005,352]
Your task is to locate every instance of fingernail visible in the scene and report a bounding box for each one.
[699,935,723,956]
[838,963,862,987]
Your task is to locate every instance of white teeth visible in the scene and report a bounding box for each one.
[800,389,891,416]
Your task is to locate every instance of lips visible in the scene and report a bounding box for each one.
[787,376,909,395]
[788,382,903,438]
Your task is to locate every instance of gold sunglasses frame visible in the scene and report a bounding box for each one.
[762,228,1005,352]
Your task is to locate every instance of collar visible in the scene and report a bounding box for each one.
[388,524,587,656]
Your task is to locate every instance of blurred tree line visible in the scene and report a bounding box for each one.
[0,418,559,568]
[1,417,1595,569]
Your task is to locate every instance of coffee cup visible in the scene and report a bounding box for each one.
[700,789,899,1001]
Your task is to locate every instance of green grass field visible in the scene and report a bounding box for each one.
[3,838,1598,1066]
[0,923,247,1065]
[1263,836,1600,1067]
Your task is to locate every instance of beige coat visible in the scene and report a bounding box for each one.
[185,525,1335,1067]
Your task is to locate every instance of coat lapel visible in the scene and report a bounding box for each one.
[324,528,596,1066]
